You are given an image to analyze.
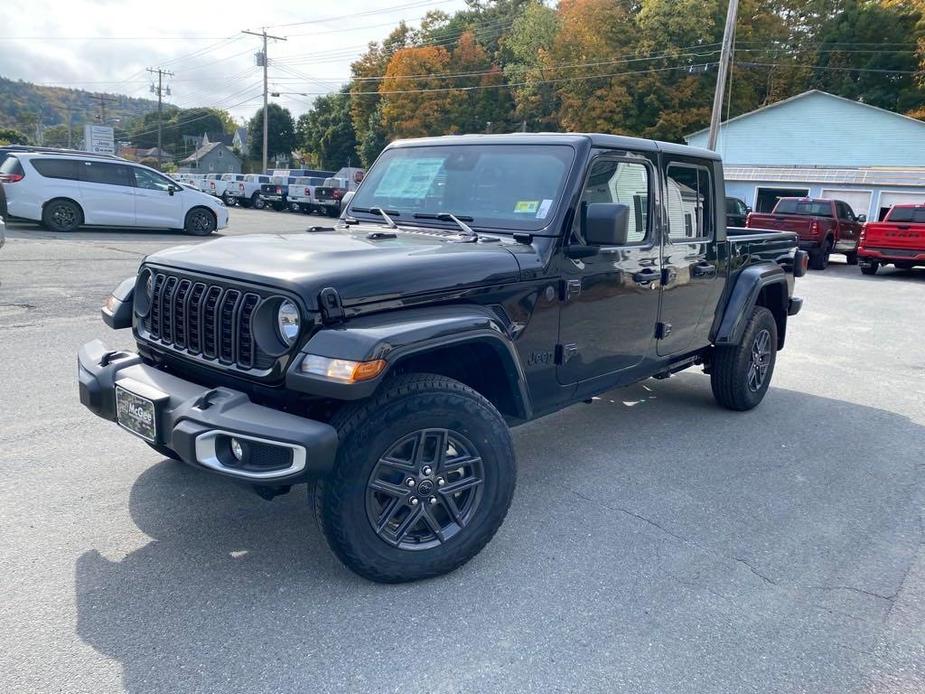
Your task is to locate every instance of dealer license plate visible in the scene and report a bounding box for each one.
[115,385,157,442]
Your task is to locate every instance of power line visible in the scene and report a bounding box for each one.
[146,67,175,169]
[265,0,454,28]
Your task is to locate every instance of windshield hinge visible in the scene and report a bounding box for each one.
[318,287,345,324]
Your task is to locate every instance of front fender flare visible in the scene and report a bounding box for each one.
[286,305,532,417]
[713,263,788,347]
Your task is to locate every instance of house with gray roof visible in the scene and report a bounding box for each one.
[177,141,242,174]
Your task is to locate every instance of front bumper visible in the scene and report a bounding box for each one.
[78,339,338,483]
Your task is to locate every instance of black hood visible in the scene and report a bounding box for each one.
[145,225,526,309]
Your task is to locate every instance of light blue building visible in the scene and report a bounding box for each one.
[685,90,925,220]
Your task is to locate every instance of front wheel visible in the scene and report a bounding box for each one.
[314,373,516,583]
[183,208,216,236]
[860,261,879,275]
[710,306,778,411]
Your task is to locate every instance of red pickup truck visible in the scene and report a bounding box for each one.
[858,204,925,275]
[746,197,864,270]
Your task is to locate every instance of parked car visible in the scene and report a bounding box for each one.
[287,176,327,213]
[858,204,925,275]
[313,176,348,217]
[260,176,298,211]
[217,174,246,205]
[227,173,271,209]
[726,196,750,227]
[79,133,805,583]
[746,197,864,269]
[0,152,228,235]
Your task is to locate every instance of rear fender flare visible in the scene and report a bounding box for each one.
[713,264,789,348]
[286,305,532,419]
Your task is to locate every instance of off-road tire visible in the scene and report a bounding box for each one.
[710,306,778,411]
[183,207,216,236]
[325,206,340,218]
[313,373,516,583]
[251,193,265,210]
[42,199,83,232]
[809,238,832,270]
[222,193,236,206]
[860,261,879,275]
[845,250,858,265]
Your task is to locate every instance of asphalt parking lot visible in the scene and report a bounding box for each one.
[1,207,923,693]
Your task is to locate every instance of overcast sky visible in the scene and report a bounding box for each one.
[0,0,468,124]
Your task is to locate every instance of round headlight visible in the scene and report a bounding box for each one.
[277,300,300,345]
[134,268,154,316]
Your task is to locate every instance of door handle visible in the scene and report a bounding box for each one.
[692,262,716,278]
[633,268,659,286]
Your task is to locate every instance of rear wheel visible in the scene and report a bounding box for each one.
[222,193,236,206]
[809,238,832,270]
[183,207,216,236]
[860,261,880,275]
[710,306,778,411]
[42,199,82,232]
[314,373,516,583]
[251,193,265,210]
[325,205,340,218]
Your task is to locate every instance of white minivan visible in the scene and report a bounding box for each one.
[0,153,229,235]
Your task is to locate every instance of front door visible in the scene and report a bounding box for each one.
[557,152,662,384]
[132,167,183,228]
[834,200,861,252]
[656,158,723,356]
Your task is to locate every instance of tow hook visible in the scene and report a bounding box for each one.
[251,484,292,501]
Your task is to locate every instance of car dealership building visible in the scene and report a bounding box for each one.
[685,90,925,220]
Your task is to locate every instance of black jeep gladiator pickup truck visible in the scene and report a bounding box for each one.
[78,134,806,583]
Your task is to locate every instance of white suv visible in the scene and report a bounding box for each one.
[0,153,229,235]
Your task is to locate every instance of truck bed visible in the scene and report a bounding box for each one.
[728,226,801,276]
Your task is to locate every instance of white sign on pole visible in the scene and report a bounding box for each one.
[83,125,115,155]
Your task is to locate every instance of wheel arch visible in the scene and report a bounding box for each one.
[713,264,789,350]
[42,196,85,222]
[286,305,532,422]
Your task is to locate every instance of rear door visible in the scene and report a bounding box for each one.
[77,160,136,226]
[556,151,661,384]
[132,167,183,228]
[656,157,722,357]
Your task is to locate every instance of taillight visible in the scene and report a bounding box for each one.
[276,186,282,194]
[304,187,310,195]
[859,224,867,244]
[333,189,344,200]
[810,220,820,236]
[0,173,24,183]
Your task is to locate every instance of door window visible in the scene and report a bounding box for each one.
[576,158,651,244]
[32,159,80,180]
[79,161,134,187]
[666,164,713,241]
[134,168,175,192]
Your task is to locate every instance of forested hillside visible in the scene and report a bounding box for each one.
[0,77,160,133]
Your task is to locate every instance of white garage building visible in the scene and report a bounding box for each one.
[685,90,925,220]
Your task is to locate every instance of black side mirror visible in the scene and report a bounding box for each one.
[856,214,867,223]
[583,202,630,246]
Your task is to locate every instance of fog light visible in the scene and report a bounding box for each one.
[230,438,244,461]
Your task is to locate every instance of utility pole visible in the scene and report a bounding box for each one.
[707,0,739,151]
[147,67,174,170]
[242,28,286,173]
[94,94,118,125]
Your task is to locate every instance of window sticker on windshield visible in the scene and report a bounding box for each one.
[375,158,444,199]
[536,199,553,219]
[514,200,539,214]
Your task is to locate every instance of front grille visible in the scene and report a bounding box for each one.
[141,270,286,372]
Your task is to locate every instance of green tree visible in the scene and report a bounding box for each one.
[296,91,358,170]
[247,103,296,161]
[359,106,389,166]
[501,1,560,129]
[0,127,29,145]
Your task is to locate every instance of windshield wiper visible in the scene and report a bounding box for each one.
[352,206,399,228]
[413,212,477,239]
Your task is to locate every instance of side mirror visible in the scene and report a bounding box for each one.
[856,214,867,223]
[746,206,753,214]
[339,190,356,218]
[583,202,630,246]
[168,185,178,196]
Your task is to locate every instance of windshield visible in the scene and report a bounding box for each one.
[348,144,575,232]
[887,207,925,223]
[774,199,833,217]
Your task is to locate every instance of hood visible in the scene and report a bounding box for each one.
[146,225,526,309]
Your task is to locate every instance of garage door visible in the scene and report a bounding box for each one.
[820,189,872,218]
[877,191,925,220]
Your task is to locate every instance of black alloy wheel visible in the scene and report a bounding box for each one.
[42,199,82,232]
[746,328,772,393]
[365,428,485,550]
[314,373,516,583]
[184,208,216,236]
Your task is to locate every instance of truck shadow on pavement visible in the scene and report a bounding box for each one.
[74,375,925,693]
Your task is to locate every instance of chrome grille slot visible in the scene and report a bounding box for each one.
[138,270,294,376]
